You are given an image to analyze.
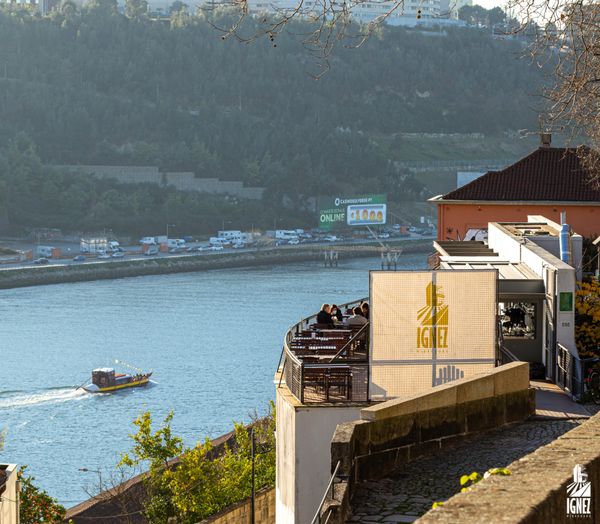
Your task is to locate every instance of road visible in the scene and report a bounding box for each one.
[0,235,435,271]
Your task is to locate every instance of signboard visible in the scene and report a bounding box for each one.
[318,194,387,230]
[559,292,574,312]
[369,270,497,399]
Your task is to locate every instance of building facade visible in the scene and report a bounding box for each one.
[430,143,600,240]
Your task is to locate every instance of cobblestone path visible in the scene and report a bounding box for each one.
[349,419,582,523]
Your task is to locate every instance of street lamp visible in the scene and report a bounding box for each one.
[166,223,175,239]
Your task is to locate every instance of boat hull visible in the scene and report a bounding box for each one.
[83,375,151,393]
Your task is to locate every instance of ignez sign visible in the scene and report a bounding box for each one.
[369,270,497,399]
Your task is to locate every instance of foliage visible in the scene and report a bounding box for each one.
[120,403,276,523]
[18,466,66,524]
[0,5,544,233]
[575,280,600,358]
[432,467,511,508]
[0,135,311,236]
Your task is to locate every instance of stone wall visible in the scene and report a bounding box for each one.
[199,487,275,524]
[321,362,535,523]
[418,411,600,524]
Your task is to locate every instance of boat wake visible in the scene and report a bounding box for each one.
[0,387,89,409]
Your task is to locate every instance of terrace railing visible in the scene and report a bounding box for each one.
[278,298,370,404]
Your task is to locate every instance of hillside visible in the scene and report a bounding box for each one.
[0,4,547,234]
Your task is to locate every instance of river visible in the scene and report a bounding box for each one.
[0,254,426,506]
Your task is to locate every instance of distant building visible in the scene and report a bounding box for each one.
[430,138,600,240]
[244,0,466,27]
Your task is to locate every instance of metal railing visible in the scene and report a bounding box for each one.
[277,298,370,404]
[555,343,596,400]
[311,461,340,524]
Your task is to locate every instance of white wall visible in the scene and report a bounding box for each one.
[0,464,19,524]
[275,387,362,524]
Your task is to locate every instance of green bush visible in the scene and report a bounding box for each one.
[120,403,276,523]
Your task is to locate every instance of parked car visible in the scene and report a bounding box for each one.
[288,239,300,245]
[33,257,49,265]
[186,246,196,252]
[209,245,224,251]
[139,237,156,245]
[97,252,111,259]
[144,246,159,256]
[169,247,184,254]
[111,251,125,258]
[73,255,86,262]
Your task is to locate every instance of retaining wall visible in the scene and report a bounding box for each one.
[322,362,535,523]
[0,240,431,290]
[198,487,275,524]
[419,411,600,524]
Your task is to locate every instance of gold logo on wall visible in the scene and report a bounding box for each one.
[417,282,449,349]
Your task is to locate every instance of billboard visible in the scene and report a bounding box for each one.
[369,270,497,399]
[318,194,387,230]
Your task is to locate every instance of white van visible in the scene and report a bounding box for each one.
[167,239,186,248]
[140,237,156,245]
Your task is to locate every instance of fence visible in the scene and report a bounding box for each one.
[278,298,370,404]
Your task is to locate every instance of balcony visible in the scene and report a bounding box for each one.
[277,299,370,404]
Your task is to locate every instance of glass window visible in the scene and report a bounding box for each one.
[499,302,536,339]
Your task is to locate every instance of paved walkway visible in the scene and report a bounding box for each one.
[532,380,591,419]
[349,419,582,523]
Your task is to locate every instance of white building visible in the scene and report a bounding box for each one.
[275,214,581,522]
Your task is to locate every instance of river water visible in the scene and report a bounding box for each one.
[0,254,426,505]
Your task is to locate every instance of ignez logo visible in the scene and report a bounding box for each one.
[567,464,592,518]
[416,282,448,349]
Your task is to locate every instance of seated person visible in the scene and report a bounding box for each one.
[316,303,333,326]
[347,306,368,327]
[361,302,370,320]
[330,304,344,322]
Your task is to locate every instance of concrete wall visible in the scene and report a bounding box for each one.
[275,386,363,524]
[199,487,275,524]
[419,411,600,524]
[322,362,535,523]
[0,464,19,524]
[56,165,265,200]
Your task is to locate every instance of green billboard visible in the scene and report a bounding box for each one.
[318,194,387,231]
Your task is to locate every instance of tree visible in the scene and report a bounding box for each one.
[18,467,66,524]
[511,0,600,185]
[125,0,148,19]
[488,7,506,27]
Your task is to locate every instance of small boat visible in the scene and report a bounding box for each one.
[82,367,152,393]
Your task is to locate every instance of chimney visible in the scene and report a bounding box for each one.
[540,132,552,148]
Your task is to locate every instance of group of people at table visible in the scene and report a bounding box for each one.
[315,302,369,328]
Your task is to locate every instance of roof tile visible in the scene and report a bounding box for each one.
[442,147,600,202]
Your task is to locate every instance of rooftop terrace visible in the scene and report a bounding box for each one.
[278,298,370,404]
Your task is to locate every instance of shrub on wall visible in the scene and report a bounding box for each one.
[120,403,275,523]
